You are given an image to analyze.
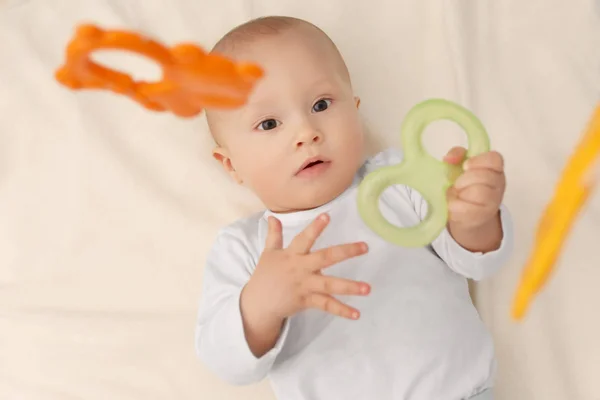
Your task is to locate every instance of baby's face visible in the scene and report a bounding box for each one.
[211,27,364,213]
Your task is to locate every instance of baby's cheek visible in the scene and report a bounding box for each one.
[345,127,365,161]
[250,162,285,195]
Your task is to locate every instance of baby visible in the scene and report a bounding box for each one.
[195,16,513,400]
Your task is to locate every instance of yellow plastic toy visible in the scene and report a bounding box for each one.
[512,104,600,320]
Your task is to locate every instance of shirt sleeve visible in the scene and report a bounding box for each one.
[405,185,514,281]
[368,147,514,281]
[195,228,290,385]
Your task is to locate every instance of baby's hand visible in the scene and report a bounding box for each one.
[243,214,370,322]
[240,214,369,357]
[443,147,506,228]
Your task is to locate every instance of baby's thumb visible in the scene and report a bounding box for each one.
[265,216,283,250]
[443,146,467,165]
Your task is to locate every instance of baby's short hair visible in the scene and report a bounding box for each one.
[210,15,347,74]
[211,16,301,55]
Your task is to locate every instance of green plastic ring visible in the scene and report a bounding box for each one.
[357,98,490,247]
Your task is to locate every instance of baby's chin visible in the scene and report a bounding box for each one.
[266,176,355,214]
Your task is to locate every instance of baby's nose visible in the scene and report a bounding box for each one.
[296,131,322,148]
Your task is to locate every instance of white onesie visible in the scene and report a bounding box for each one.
[195,148,513,400]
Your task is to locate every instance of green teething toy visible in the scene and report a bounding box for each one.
[357,98,490,247]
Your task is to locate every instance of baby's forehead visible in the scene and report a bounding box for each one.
[249,40,343,80]
[224,37,349,113]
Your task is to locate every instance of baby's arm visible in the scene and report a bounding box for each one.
[195,228,288,385]
[196,216,369,385]
[407,146,514,279]
[447,212,504,253]
[369,147,514,280]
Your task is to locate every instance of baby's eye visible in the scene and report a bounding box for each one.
[312,99,332,113]
[257,119,280,131]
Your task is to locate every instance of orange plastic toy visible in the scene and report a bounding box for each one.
[512,103,600,320]
[55,24,264,117]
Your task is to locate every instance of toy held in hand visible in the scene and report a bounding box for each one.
[55,24,264,117]
[357,99,491,248]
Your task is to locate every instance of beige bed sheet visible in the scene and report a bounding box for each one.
[0,0,598,399]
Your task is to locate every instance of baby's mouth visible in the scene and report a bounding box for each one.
[295,157,331,176]
[303,160,324,170]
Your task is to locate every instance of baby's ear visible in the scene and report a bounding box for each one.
[354,96,361,108]
[212,147,243,184]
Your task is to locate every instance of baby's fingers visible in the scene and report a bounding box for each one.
[307,275,370,296]
[305,293,360,320]
[307,242,369,271]
[264,216,283,250]
[453,169,505,191]
[289,213,330,254]
[464,150,504,173]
